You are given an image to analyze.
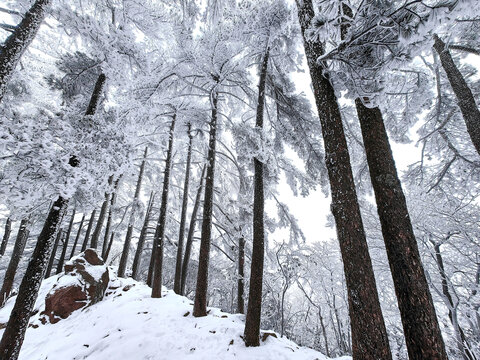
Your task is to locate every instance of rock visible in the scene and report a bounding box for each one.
[42,249,109,324]
[261,332,278,342]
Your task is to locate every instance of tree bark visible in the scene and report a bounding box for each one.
[0,219,29,306]
[0,0,52,103]
[296,1,391,358]
[0,218,12,256]
[433,34,480,156]
[356,99,448,359]
[80,210,96,252]
[0,197,68,359]
[132,191,155,280]
[118,147,148,277]
[244,47,269,347]
[102,178,121,259]
[193,91,218,316]
[56,208,75,274]
[180,164,206,296]
[45,228,63,278]
[174,125,193,294]
[69,213,85,259]
[104,232,115,261]
[151,115,176,298]
[90,177,113,249]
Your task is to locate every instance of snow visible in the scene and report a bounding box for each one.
[0,273,350,360]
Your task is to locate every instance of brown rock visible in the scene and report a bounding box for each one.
[42,249,109,324]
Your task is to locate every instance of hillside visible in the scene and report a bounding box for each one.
[0,272,350,360]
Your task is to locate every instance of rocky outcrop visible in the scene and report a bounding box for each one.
[42,249,109,324]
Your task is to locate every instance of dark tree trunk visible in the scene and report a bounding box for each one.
[81,210,96,252]
[0,0,52,103]
[45,228,63,278]
[432,240,476,360]
[433,34,480,156]
[132,191,155,280]
[151,115,176,298]
[102,178,121,259]
[56,208,75,274]
[244,47,269,347]
[237,236,245,314]
[0,217,12,256]
[356,100,448,359]
[0,219,29,306]
[118,147,148,277]
[174,124,193,294]
[85,73,106,116]
[104,232,115,261]
[69,213,85,259]
[0,197,68,359]
[193,92,218,316]
[296,1,391,358]
[180,165,206,296]
[90,178,112,249]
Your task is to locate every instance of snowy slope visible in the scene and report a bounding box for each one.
[0,272,350,360]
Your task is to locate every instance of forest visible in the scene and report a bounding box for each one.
[0,0,479,359]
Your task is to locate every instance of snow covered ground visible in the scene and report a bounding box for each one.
[0,271,350,360]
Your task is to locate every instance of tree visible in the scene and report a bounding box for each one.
[0,218,12,256]
[56,208,76,274]
[0,0,52,103]
[295,1,391,358]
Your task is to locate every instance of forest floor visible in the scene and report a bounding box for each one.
[0,271,350,360]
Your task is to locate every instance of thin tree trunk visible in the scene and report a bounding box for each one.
[296,1,391,358]
[0,197,68,359]
[244,47,269,346]
[45,228,63,278]
[104,232,115,261]
[237,236,245,314]
[433,34,480,156]
[180,165,206,295]
[102,178,121,259]
[193,91,218,316]
[151,115,176,298]
[118,147,148,277]
[90,177,113,249]
[81,210,96,252]
[432,240,476,360]
[132,191,155,280]
[69,213,85,259]
[56,208,75,274]
[0,0,52,103]
[0,218,12,256]
[0,219,29,306]
[174,125,193,294]
[356,100,448,359]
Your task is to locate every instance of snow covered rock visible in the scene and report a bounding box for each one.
[41,249,109,323]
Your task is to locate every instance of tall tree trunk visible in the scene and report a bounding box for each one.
[104,232,115,261]
[0,197,68,359]
[432,240,476,360]
[0,0,52,103]
[45,228,63,278]
[56,208,75,274]
[69,213,85,259]
[174,125,193,294]
[0,217,12,256]
[296,1,391,358]
[132,191,155,280]
[180,165,206,296]
[118,147,148,277]
[151,115,176,298]
[102,178,121,259]
[90,177,113,249]
[81,210,96,252]
[0,219,29,306]
[244,47,269,346]
[356,100,448,359]
[236,167,248,314]
[193,91,218,316]
[0,72,103,358]
[433,34,480,156]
